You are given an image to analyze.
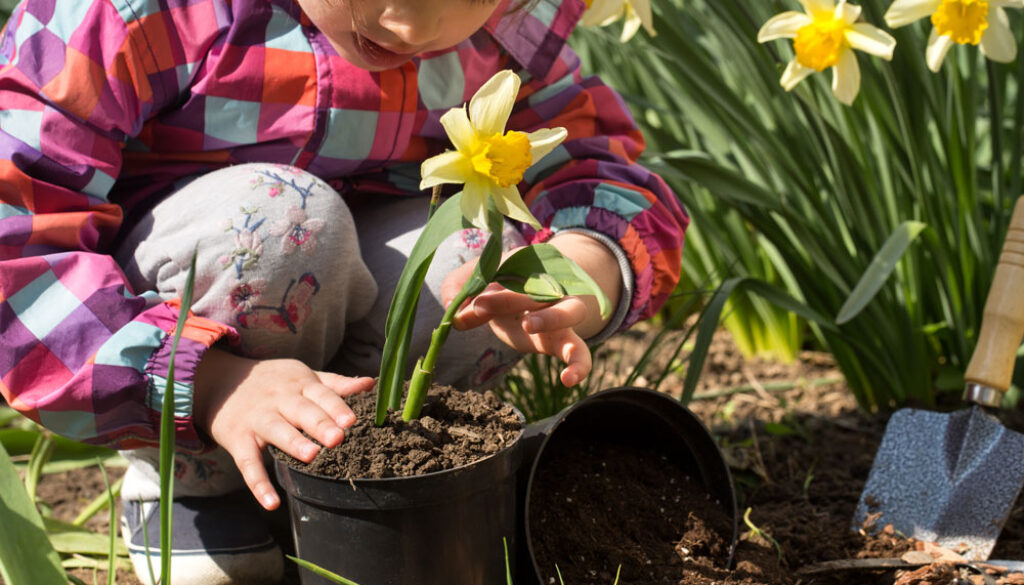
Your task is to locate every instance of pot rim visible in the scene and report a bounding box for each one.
[271,405,526,486]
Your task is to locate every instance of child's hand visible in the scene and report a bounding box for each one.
[443,232,623,387]
[192,348,375,510]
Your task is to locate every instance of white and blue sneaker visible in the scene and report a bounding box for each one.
[121,493,285,585]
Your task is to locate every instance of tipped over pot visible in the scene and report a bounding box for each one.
[520,387,738,584]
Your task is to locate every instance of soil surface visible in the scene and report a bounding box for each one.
[274,385,523,478]
[21,326,1024,585]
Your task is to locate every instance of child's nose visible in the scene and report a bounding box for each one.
[378,5,442,47]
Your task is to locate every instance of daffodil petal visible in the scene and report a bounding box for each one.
[926,28,954,72]
[799,0,835,18]
[581,0,624,27]
[461,179,492,230]
[991,0,1024,8]
[846,23,897,60]
[780,60,815,91]
[837,1,862,24]
[884,0,940,27]
[832,48,860,106]
[631,0,656,37]
[758,12,812,42]
[979,8,1018,63]
[469,70,520,137]
[420,151,472,189]
[491,186,541,229]
[440,107,476,153]
[526,127,568,163]
[620,6,643,42]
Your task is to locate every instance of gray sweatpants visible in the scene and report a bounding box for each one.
[114,163,523,499]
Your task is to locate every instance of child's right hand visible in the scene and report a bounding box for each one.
[192,347,374,510]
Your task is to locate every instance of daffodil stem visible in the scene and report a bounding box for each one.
[428,185,442,218]
[402,278,480,421]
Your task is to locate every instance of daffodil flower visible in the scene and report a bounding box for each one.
[885,0,1023,72]
[420,70,567,230]
[580,0,656,42]
[758,0,897,105]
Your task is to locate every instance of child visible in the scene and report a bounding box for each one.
[0,0,689,583]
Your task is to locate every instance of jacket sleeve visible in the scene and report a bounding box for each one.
[0,0,235,451]
[510,43,690,337]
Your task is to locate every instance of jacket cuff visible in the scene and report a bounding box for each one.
[146,302,238,452]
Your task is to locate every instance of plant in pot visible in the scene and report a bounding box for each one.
[272,69,610,585]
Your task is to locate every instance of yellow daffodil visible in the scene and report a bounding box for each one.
[420,70,567,230]
[580,0,656,42]
[884,0,1023,72]
[758,0,897,105]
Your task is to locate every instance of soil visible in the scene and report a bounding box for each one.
[21,326,1024,585]
[274,385,523,478]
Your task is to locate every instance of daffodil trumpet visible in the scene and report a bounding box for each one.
[757,0,896,105]
[376,70,609,425]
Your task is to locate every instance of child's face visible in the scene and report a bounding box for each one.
[297,0,502,71]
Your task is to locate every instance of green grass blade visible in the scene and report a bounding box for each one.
[680,278,742,404]
[287,555,362,585]
[159,251,198,584]
[24,431,55,505]
[97,460,117,585]
[835,221,928,325]
[0,442,67,585]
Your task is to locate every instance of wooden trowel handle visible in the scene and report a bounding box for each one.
[964,195,1024,403]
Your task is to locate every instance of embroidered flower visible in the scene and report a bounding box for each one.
[269,206,326,254]
[461,228,486,249]
[228,279,267,312]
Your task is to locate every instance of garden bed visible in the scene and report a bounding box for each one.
[23,326,1024,585]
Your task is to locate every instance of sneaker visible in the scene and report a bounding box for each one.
[121,492,285,585]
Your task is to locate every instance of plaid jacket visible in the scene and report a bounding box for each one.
[0,0,689,450]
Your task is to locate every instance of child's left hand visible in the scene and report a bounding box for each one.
[443,232,622,387]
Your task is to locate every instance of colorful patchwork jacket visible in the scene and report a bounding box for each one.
[0,0,689,451]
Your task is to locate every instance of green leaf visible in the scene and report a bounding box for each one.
[377,193,471,423]
[523,273,565,301]
[493,244,610,317]
[835,221,928,325]
[42,518,129,556]
[159,251,198,585]
[0,407,23,428]
[287,555,363,585]
[0,442,67,585]
[655,150,780,210]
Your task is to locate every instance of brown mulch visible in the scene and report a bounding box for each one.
[24,326,1024,585]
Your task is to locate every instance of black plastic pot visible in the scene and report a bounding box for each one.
[273,411,525,585]
[520,387,739,582]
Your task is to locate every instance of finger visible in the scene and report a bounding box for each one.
[556,330,592,387]
[281,395,346,448]
[523,297,588,334]
[316,372,375,399]
[302,382,357,431]
[226,438,280,510]
[455,287,544,330]
[258,414,322,464]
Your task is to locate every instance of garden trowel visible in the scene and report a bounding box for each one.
[852,195,1024,561]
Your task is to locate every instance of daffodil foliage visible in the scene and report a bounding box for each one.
[377,71,609,425]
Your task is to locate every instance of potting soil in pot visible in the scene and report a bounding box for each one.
[276,385,523,478]
[528,434,736,585]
